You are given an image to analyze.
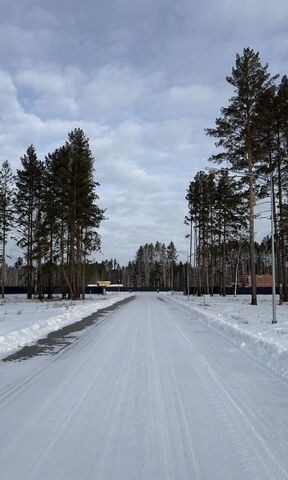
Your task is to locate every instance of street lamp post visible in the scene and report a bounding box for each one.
[188,219,193,300]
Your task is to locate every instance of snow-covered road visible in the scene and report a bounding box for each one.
[1,293,288,480]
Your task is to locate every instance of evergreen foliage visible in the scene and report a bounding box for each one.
[14,145,44,299]
[186,170,247,295]
[0,161,14,298]
[12,129,105,299]
[206,47,278,304]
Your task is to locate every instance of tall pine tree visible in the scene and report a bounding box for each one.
[0,161,14,298]
[66,128,105,299]
[15,146,44,299]
[206,47,277,305]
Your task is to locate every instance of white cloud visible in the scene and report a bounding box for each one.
[0,0,286,263]
[0,70,22,118]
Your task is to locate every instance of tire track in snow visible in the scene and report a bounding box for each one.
[168,305,288,480]
[158,311,203,479]
[0,301,128,408]
[166,297,288,474]
[91,315,140,479]
[146,300,171,480]
[0,301,134,478]
[24,308,134,480]
[142,297,203,479]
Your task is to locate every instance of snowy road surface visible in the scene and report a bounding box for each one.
[1,293,288,480]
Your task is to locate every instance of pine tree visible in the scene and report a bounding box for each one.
[255,84,287,302]
[45,145,72,297]
[167,241,178,290]
[0,161,14,298]
[186,169,247,295]
[276,76,288,300]
[186,171,214,294]
[15,145,44,299]
[66,128,105,299]
[160,243,168,288]
[33,161,47,299]
[206,47,277,305]
[214,170,247,295]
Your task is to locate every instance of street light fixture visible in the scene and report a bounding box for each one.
[205,166,277,324]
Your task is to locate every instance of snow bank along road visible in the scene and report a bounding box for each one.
[1,293,288,480]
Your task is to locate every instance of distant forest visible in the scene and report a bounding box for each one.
[5,236,274,294]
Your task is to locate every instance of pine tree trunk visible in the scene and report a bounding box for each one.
[47,228,53,300]
[27,215,33,299]
[234,243,241,296]
[1,234,5,299]
[82,262,86,300]
[276,140,288,301]
[272,173,282,304]
[247,152,257,305]
[1,207,6,298]
[60,222,66,298]
[223,225,227,297]
[81,235,86,300]
[218,221,222,295]
[37,258,43,300]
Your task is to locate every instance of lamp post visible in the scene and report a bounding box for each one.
[206,166,277,324]
[188,220,193,299]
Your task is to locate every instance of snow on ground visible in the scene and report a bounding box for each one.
[0,292,129,358]
[1,293,288,479]
[1,290,288,381]
[167,292,288,381]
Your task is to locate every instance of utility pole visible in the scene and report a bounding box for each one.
[185,216,193,300]
[188,218,193,300]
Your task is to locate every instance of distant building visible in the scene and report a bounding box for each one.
[96,281,112,287]
[87,281,123,295]
[239,275,272,288]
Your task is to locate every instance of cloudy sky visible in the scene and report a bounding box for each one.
[1,0,288,265]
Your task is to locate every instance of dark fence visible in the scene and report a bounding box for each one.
[2,286,180,295]
[184,286,279,295]
[3,286,279,296]
[106,287,184,293]
[1,286,33,294]
[2,286,67,295]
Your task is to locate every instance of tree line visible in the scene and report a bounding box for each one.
[124,241,181,289]
[115,237,274,292]
[187,47,288,305]
[0,128,105,299]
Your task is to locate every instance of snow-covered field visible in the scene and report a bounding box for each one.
[169,292,288,380]
[0,292,130,358]
[1,291,288,382]
[1,293,288,479]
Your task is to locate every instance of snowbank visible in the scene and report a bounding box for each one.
[0,293,130,358]
[169,293,288,381]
